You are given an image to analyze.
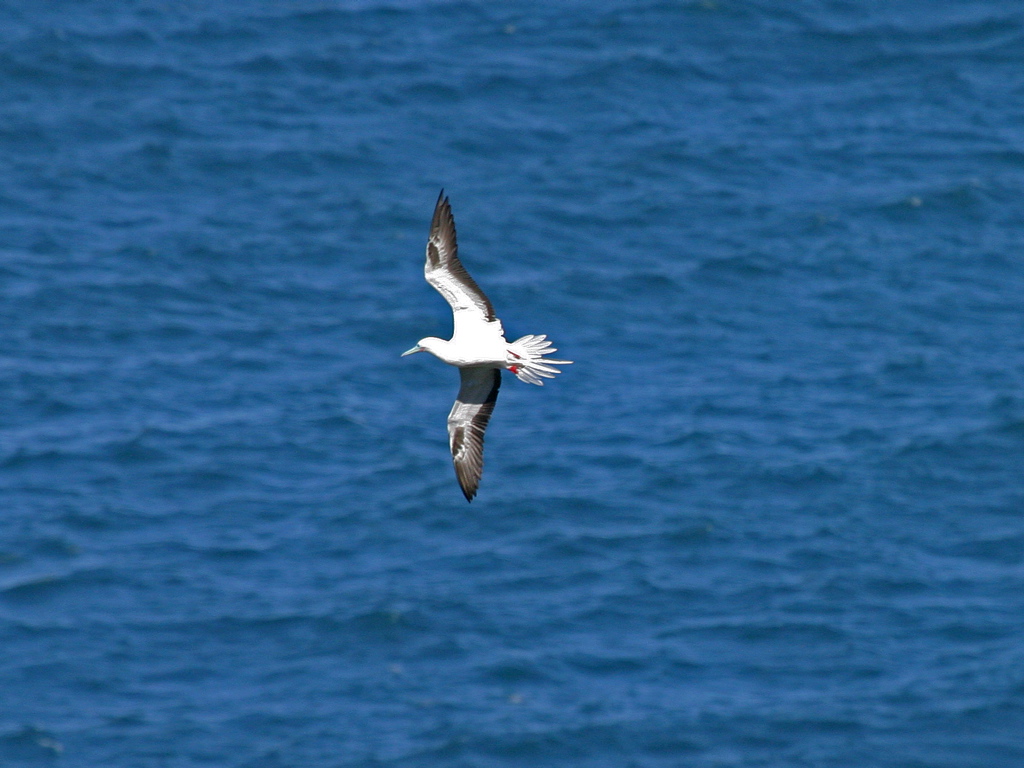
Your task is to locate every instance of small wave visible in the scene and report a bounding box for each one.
[0,566,118,603]
[693,253,783,283]
[565,651,647,675]
[940,534,1024,566]
[752,463,845,488]
[478,656,552,685]
[734,619,848,644]
[0,725,63,760]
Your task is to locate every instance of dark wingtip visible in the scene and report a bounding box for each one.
[456,467,478,502]
[457,472,477,501]
[430,189,453,232]
[429,190,458,267]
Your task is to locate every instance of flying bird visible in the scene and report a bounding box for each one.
[403,191,572,501]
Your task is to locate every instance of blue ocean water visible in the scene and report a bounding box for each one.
[3,1,1024,765]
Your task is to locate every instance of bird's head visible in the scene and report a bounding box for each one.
[401,337,441,357]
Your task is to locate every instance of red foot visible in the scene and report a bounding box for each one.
[509,365,519,374]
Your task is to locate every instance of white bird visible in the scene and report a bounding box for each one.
[403,191,572,501]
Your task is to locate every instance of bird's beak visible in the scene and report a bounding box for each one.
[401,345,423,357]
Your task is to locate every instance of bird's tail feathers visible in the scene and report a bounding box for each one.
[506,334,572,386]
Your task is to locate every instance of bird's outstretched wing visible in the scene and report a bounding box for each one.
[425,191,500,337]
[447,367,501,501]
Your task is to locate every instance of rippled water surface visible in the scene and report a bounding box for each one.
[3,2,1024,766]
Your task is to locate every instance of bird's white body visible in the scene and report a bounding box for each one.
[403,191,572,500]
[415,326,506,368]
